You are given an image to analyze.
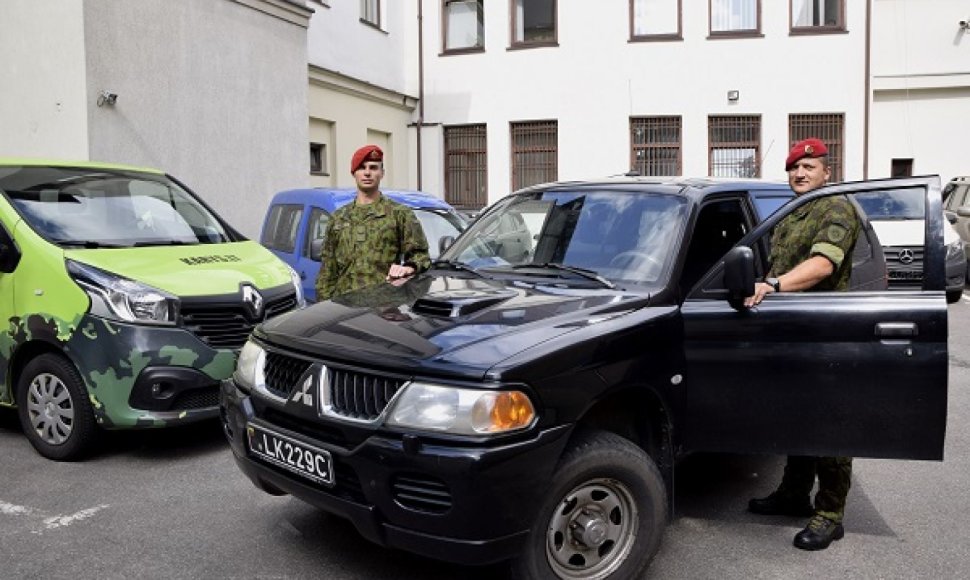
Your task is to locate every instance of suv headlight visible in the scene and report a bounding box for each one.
[287,266,306,308]
[386,382,536,435]
[234,340,266,393]
[67,259,178,325]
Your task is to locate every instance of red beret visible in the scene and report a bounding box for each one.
[350,145,383,174]
[785,138,828,170]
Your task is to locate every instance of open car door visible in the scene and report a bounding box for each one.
[681,176,947,460]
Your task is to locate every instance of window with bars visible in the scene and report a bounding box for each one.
[631,0,682,39]
[511,120,557,190]
[791,0,844,31]
[361,0,380,27]
[512,0,557,46]
[710,0,760,34]
[789,113,844,181]
[630,116,682,176]
[444,124,488,209]
[709,115,761,177]
[444,0,484,52]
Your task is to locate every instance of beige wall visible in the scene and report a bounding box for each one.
[308,66,417,191]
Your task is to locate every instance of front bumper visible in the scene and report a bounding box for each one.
[220,379,571,565]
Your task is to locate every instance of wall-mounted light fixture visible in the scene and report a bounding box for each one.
[727,90,740,102]
[97,90,118,107]
[960,19,969,30]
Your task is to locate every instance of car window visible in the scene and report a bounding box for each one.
[853,188,924,219]
[303,207,330,261]
[412,209,465,259]
[751,195,791,220]
[262,204,303,253]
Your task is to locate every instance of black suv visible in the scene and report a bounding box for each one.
[220,177,948,579]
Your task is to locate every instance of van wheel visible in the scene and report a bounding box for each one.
[16,354,98,461]
[510,430,667,579]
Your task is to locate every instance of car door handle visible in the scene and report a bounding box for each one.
[875,322,918,337]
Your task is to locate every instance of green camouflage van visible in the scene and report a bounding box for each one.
[0,160,303,460]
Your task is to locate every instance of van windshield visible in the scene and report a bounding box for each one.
[445,189,687,285]
[0,166,232,247]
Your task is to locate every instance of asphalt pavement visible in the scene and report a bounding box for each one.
[1,299,969,579]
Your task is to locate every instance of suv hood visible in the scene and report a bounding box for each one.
[65,241,293,296]
[258,275,650,378]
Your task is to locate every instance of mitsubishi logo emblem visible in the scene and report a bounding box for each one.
[242,284,265,320]
[898,249,915,265]
[291,374,314,406]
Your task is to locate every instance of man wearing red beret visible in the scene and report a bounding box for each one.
[314,145,430,300]
[744,138,860,551]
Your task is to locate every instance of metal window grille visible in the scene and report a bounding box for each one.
[708,115,761,177]
[443,124,488,209]
[789,113,844,181]
[631,116,682,176]
[511,120,558,190]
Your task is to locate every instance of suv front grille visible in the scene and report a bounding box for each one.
[181,290,298,350]
[264,352,312,399]
[391,474,452,514]
[327,369,405,421]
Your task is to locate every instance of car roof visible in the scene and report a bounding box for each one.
[0,158,164,175]
[514,176,793,204]
[272,188,457,211]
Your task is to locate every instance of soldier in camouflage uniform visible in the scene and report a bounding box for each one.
[745,138,860,552]
[315,145,431,301]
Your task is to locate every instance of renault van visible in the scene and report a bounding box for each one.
[0,160,303,460]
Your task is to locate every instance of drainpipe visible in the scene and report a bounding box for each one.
[416,0,425,190]
[863,0,871,179]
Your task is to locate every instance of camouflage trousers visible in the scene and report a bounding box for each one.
[778,456,853,523]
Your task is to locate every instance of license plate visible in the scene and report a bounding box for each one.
[247,423,335,487]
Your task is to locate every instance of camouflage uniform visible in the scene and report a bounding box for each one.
[768,195,860,524]
[315,194,431,301]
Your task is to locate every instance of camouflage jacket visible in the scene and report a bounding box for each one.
[315,194,431,300]
[768,195,860,291]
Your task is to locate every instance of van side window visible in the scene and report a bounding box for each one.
[304,208,331,262]
[262,204,303,253]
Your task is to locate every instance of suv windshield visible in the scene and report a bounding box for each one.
[445,189,687,285]
[0,166,231,247]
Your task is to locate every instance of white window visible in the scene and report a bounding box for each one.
[632,0,680,37]
[513,0,556,45]
[710,0,758,34]
[361,0,380,27]
[791,0,844,29]
[444,0,484,51]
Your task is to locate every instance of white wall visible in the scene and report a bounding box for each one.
[418,1,868,205]
[0,0,89,159]
[871,0,970,181]
[82,0,311,239]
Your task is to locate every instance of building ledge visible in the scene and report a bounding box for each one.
[233,0,312,28]
[309,65,418,111]
[872,71,970,91]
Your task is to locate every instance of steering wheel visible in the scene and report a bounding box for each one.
[609,251,662,274]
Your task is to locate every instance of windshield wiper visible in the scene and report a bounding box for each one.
[52,239,127,249]
[431,259,489,278]
[508,263,615,289]
[131,240,194,247]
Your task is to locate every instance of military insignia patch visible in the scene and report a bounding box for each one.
[805,145,814,154]
[827,224,846,243]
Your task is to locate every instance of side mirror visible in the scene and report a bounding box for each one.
[723,246,755,301]
[945,210,959,225]
[310,238,325,261]
[438,235,455,255]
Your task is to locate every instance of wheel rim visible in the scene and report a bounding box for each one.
[545,477,639,579]
[25,372,75,445]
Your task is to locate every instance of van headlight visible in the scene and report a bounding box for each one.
[67,260,178,325]
[385,382,536,435]
[234,340,266,394]
[287,266,306,308]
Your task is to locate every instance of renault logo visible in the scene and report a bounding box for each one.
[898,249,915,265]
[242,284,265,320]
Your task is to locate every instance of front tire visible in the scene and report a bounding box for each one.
[511,430,667,580]
[16,353,99,461]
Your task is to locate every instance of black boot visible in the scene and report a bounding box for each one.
[793,514,845,551]
[748,491,815,517]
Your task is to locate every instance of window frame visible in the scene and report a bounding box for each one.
[360,0,381,29]
[510,120,558,191]
[630,116,683,176]
[443,0,485,54]
[789,0,846,35]
[444,124,489,209]
[509,0,558,49]
[629,0,683,42]
[788,113,844,182]
[309,142,327,176]
[708,0,762,38]
[708,114,762,178]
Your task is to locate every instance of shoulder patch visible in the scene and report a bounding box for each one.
[827,224,847,243]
